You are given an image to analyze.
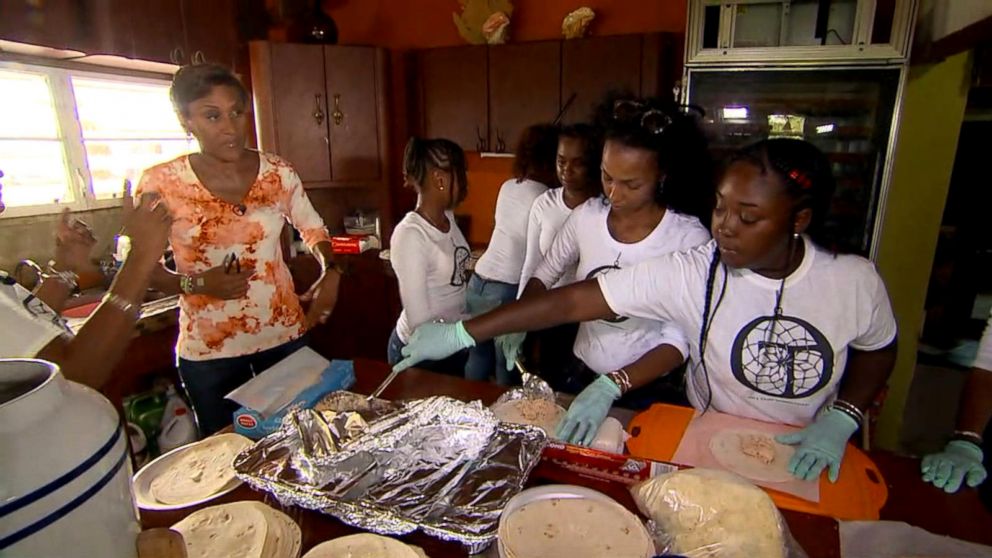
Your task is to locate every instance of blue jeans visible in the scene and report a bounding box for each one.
[387,328,467,377]
[177,335,309,436]
[464,273,519,384]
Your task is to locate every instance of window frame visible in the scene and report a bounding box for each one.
[0,60,179,219]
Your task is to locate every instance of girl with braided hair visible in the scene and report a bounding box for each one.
[386,137,472,376]
[394,138,898,483]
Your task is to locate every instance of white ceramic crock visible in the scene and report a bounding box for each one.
[0,359,139,558]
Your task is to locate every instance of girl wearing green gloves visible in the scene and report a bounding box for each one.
[921,310,990,496]
[393,138,899,484]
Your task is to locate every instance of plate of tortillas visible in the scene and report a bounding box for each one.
[133,433,252,510]
[302,533,430,558]
[497,485,655,558]
[171,500,301,558]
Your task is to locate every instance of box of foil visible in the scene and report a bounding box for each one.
[233,395,548,553]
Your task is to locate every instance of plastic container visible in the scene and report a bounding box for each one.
[157,389,197,453]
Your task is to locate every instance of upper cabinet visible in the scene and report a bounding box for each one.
[416,46,489,151]
[685,0,918,66]
[414,33,674,151]
[0,0,237,67]
[488,41,561,151]
[560,35,644,125]
[250,42,389,189]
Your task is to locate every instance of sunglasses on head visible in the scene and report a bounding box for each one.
[612,100,705,135]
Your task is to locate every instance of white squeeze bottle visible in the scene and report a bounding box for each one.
[157,387,198,452]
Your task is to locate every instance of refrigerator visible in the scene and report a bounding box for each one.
[685,66,903,257]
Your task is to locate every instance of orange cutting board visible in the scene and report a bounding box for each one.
[626,403,888,520]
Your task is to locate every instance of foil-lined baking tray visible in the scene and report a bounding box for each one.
[233,394,548,553]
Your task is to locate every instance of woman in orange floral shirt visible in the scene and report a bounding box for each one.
[137,64,342,435]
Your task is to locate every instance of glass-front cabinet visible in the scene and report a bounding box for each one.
[686,0,917,65]
[686,67,901,255]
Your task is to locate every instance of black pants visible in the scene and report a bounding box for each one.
[177,335,309,436]
[556,357,689,411]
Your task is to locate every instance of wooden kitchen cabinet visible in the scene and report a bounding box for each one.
[488,41,561,153]
[0,0,90,51]
[127,0,186,64]
[416,46,489,152]
[324,46,385,183]
[561,34,646,124]
[181,0,238,67]
[250,41,389,189]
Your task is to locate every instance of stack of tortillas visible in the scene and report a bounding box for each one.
[491,399,566,435]
[150,433,252,505]
[499,497,655,558]
[171,501,301,558]
[302,534,428,558]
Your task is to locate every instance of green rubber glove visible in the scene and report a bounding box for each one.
[392,321,476,372]
[555,375,621,446]
[776,408,858,483]
[495,332,526,371]
[921,440,987,493]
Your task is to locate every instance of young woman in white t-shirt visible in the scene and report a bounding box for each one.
[465,124,558,384]
[515,97,713,404]
[387,137,472,375]
[395,138,899,483]
[508,124,604,385]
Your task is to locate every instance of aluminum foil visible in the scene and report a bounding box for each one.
[234,394,548,553]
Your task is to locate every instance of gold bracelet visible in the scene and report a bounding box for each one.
[102,292,138,320]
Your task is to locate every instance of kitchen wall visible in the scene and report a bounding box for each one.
[0,208,123,272]
[874,51,973,451]
[315,0,689,244]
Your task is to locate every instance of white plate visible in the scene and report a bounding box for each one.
[132,433,250,511]
[497,485,653,558]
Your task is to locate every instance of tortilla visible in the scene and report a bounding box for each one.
[247,502,301,558]
[150,434,251,505]
[491,399,566,435]
[708,429,795,483]
[302,533,420,558]
[172,501,268,558]
[502,498,654,558]
[631,469,787,558]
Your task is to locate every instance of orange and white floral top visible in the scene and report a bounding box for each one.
[136,152,331,361]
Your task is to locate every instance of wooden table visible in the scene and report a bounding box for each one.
[140,359,992,557]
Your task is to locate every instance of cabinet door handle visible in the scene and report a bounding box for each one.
[313,93,325,126]
[496,129,506,153]
[192,50,205,64]
[331,94,344,125]
[169,47,179,64]
[476,125,486,152]
[175,47,186,64]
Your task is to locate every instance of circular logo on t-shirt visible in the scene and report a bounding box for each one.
[585,264,627,324]
[730,315,834,399]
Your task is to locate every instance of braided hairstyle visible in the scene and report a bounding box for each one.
[593,93,715,227]
[558,123,604,197]
[729,138,842,252]
[695,138,839,411]
[512,123,559,184]
[403,137,468,205]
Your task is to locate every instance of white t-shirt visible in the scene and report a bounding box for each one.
[0,273,68,358]
[975,309,992,371]
[519,188,579,294]
[474,178,549,284]
[390,210,471,343]
[533,202,710,374]
[598,236,898,426]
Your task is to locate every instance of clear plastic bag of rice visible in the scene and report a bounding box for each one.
[629,468,808,558]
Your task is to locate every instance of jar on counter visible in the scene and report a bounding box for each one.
[0,359,139,557]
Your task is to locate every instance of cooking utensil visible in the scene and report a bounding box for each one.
[367,367,400,401]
